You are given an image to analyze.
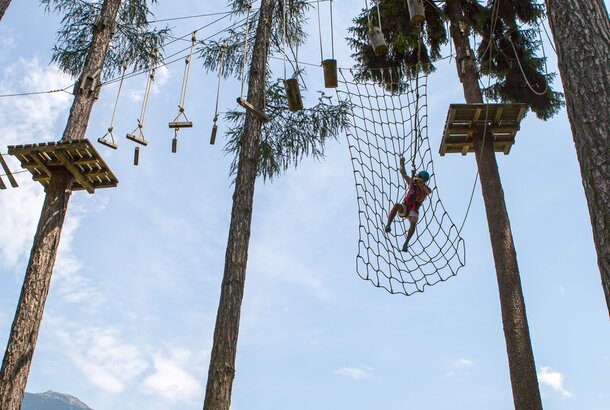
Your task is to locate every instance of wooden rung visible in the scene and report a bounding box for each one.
[97,138,118,150]
[237,97,269,123]
[0,175,6,189]
[168,121,193,129]
[126,133,148,146]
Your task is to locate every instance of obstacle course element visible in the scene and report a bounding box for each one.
[316,0,338,88]
[439,103,526,156]
[0,152,18,189]
[337,68,465,295]
[7,139,118,194]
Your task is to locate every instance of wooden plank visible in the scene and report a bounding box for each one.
[0,153,18,188]
[237,97,269,122]
[472,107,482,124]
[0,175,6,189]
[31,153,53,178]
[54,149,95,194]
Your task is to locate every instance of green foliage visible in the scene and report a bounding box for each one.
[198,0,309,81]
[42,0,169,79]
[224,80,351,181]
[199,0,351,181]
[348,0,563,120]
[347,0,446,86]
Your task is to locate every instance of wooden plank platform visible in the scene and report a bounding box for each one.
[7,139,118,194]
[439,103,526,156]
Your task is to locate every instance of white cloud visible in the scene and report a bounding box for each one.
[142,347,203,403]
[127,64,170,102]
[445,357,474,378]
[0,58,72,268]
[56,326,148,393]
[538,366,573,399]
[334,367,372,380]
[453,358,473,368]
[52,200,106,308]
[0,58,108,309]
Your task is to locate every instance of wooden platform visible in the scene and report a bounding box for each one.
[7,139,118,194]
[439,103,526,156]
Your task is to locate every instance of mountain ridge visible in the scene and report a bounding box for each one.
[22,390,93,410]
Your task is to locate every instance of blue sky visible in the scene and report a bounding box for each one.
[1,1,609,409]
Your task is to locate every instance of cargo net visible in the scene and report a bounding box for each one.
[336,67,465,295]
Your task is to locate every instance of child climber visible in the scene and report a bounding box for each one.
[385,157,431,252]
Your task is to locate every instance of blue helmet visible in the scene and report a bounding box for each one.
[418,170,430,182]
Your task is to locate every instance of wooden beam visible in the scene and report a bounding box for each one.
[54,149,95,194]
[31,153,52,179]
[0,153,18,188]
[237,97,269,122]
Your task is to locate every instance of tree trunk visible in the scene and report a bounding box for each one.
[446,1,543,409]
[0,1,122,408]
[545,0,610,316]
[0,0,10,22]
[202,0,275,409]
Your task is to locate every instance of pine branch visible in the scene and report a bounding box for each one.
[224,80,351,181]
[44,0,169,79]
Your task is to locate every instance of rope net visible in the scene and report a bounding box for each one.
[336,67,465,295]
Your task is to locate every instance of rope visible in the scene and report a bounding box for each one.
[213,41,227,124]
[110,62,127,127]
[177,32,196,114]
[283,0,288,80]
[329,0,335,59]
[507,34,548,96]
[316,0,324,62]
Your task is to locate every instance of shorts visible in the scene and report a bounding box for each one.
[398,204,419,221]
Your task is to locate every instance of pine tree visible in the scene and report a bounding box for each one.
[544,0,610,316]
[0,2,167,409]
[349,1,562,408]
[197,0,349,408]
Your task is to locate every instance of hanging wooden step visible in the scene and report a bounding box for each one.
[7,139,118,194]
[439,103,526,156]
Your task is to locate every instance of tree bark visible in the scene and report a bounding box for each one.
[545,0,610,316]
[0,0,10,22]
[202,1,275,409]
[0,1,122,408]
[446,1,543,409]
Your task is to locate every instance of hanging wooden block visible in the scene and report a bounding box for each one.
[134,146,140,166]
[368,26,388,56]
[284,78,303,112]
[210,124,218,145]
[407,0,425,24]
[172,136,178,153]
[322,59,338,88]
